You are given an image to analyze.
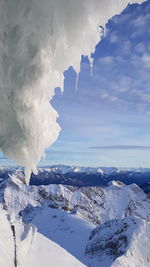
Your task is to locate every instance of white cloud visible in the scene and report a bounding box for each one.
[100,90,109,99]
[98,56,113,64]
[131,13,150,28]
[141,54,150,68]
[135,42,146,53]
[109,31,118,43]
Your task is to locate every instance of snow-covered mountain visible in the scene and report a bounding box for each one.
[1,165,150,193]
[0,174,150,266]
[85,216,150,267]
[37,165,150,175]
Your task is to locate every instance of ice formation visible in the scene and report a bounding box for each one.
[0,0,146,183]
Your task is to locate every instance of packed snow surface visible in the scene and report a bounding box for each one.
[0,0,146,183]
[0,210,14,267]
[0,208,85,267]
[86,216,150,267]
[23,232,86,267]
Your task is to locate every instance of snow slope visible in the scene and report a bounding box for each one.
[0,210,14,267]
[23,204,94,265]
[0,208,36,267]
[23,231,86,267]
[0,208,86,267]
[86,216,150,267]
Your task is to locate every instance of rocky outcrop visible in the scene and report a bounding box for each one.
[1,175,150,225]
[85,216,150,267]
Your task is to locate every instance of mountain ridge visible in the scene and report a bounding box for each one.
[0,174,150,266]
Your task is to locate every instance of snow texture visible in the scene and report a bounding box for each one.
[0,175,150,266]
[23,231,86,267]
[86,216,150,267]
[0,0,146,183]
[1,174,150,224]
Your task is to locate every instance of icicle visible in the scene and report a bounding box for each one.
[89,57,94,77]
[76,72,79,91]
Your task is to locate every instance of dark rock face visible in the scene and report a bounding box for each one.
[85,217,137,261]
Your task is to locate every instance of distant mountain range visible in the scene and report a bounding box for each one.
[0,165,150,193]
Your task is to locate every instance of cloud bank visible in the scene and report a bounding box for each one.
[89,145,150,150]
[0,0,146,183]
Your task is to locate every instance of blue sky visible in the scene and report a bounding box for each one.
[1,0,150,168]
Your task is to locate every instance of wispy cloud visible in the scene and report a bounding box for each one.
[89,145,150,150]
